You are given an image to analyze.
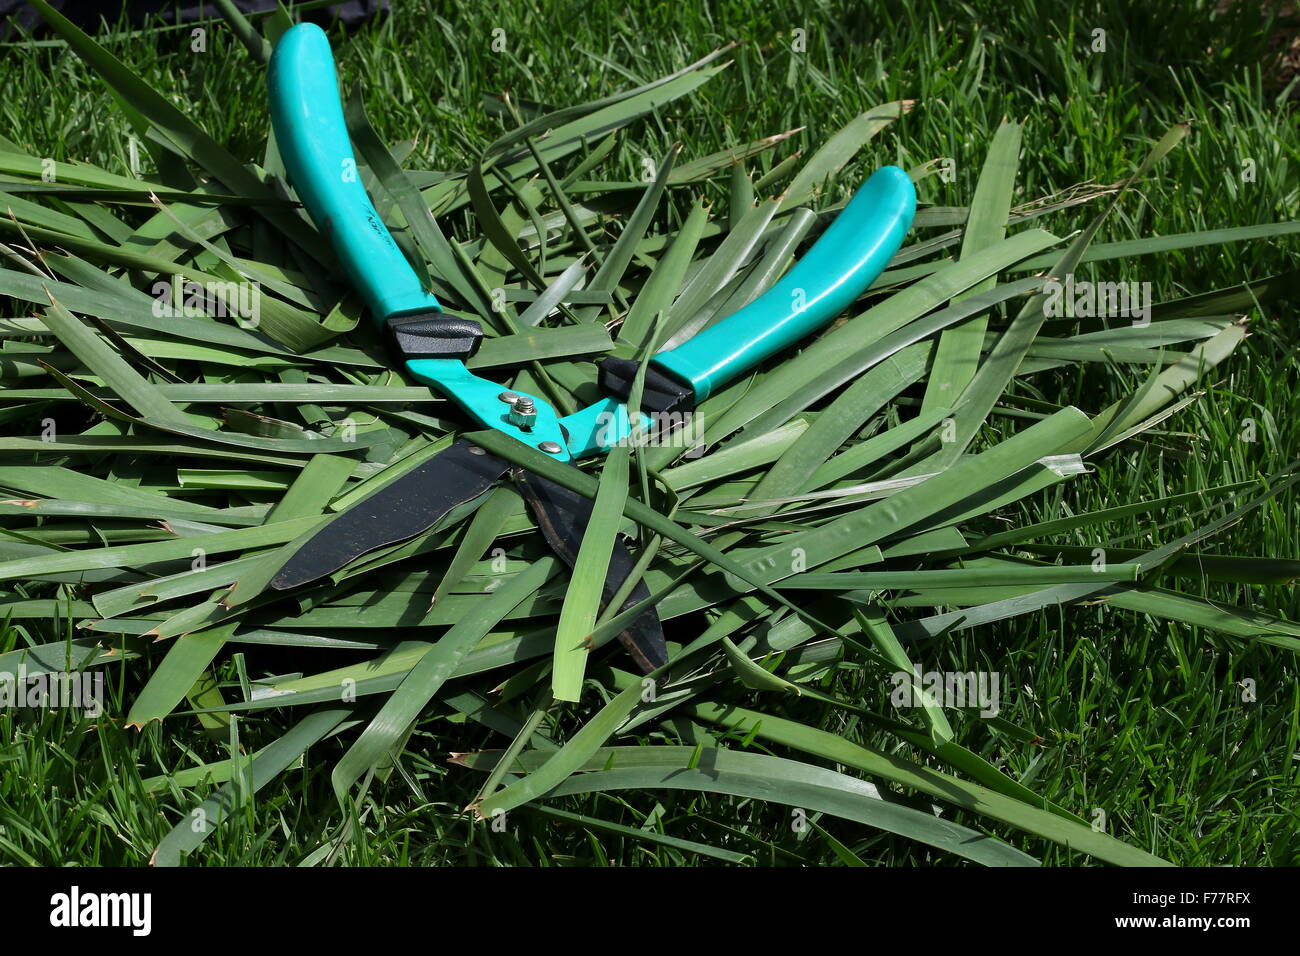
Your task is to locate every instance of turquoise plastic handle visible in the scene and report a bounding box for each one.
[269,23,441,323]
[651,166,915,400]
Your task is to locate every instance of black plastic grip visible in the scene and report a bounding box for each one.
[385,312,484,362]
[597,356,694,416]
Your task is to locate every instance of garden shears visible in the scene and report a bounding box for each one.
[265,23,917,674]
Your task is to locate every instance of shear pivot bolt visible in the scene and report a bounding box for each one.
[508,396,538,431]
[538,441,562,454]
[498,392,521,404]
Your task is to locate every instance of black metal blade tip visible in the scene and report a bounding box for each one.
[267,440,509,591]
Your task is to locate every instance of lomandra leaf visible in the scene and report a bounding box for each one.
[331,558,561,805]
[553,445,631,701]
[689,703,1169,866]
[922,119,1022,413]
[126,624,237,728]
[464,745,1039,867]
[27,0,321,255]
[151,708,350,866]
[39,298,186,425]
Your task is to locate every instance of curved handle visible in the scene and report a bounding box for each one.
[269,22,441,323]
[651,165,916,400]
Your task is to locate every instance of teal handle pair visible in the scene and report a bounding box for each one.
[268,22,917,450]
[650,165,915,400]
[268,23,440,323]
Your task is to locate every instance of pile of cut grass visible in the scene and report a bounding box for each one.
[0,0,1296,865]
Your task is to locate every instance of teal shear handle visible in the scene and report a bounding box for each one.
[651,165,915,401]
[269,22,440,323]
[270,22,572,459]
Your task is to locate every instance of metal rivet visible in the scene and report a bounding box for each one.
[538,441,562,454]
[467,445,486,456]
[498,391,521,404]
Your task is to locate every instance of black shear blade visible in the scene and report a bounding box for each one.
[271,439,509,590]
[513,467,668,674]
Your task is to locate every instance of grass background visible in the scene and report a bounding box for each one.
[0,0,1297,865]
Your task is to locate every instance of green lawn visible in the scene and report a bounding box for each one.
[0,0,1297,865]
